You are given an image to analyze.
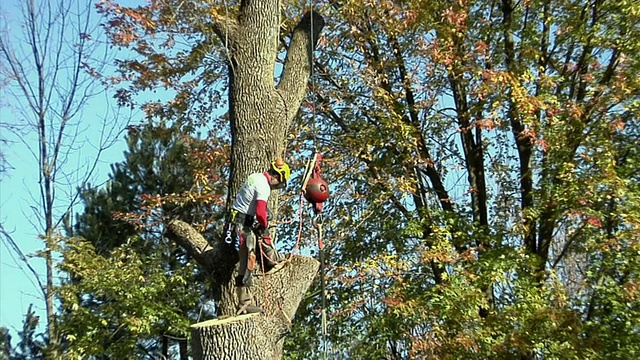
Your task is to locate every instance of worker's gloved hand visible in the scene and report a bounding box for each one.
[253,224,269,237]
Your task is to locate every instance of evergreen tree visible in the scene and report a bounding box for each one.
[0,305,47,360]
[57,121,227,358]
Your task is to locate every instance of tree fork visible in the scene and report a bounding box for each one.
[169,2,325,357]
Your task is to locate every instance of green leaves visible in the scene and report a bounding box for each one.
[286,0,640,358]
[57,236,197,358]
[65,0,640,358]
[56,123,220,357]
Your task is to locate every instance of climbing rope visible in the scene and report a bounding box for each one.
[302,151,329,359]
[308,3,330,359]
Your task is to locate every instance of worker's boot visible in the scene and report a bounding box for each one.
[235,285,263,315]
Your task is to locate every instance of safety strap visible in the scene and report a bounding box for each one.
[223,210,238,245]
[301,152,319,195]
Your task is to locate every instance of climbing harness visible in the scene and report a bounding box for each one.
[223,210,239,246]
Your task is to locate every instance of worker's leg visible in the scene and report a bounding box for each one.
[234,223,262,314]
[243,227,257,282]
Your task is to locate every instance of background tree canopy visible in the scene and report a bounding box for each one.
[4,0,635,359]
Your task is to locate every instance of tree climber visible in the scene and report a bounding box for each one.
[229,158,290,314]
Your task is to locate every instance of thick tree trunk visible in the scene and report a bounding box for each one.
[226,5,324,202]
[192,314,278,359]
[191,256,320,359]
[168,1,324,357]
[216,0,323,314]
[168,220,321,359]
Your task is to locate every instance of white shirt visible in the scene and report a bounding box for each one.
[232,172,271,216]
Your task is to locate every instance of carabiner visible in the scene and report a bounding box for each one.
[312,213,323,229]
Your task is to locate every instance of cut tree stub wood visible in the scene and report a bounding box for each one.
[191,313,282,360]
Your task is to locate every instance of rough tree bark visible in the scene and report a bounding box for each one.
[166,1,324,359]
[190,255,320,359]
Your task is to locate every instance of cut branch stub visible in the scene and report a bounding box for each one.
[252,255,320,320]
[165,219,238,293]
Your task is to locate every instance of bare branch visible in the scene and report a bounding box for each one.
[0,223,45,300]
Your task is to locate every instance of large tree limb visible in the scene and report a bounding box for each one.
[251,255,320,319]
[166,219,230,274]
[166,219,320,315]
[277,11,325,119]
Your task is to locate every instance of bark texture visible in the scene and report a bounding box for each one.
[167,1,324,358]
[217,0,323,315]
[191,256,320,360]
[168,219,321,359]
[227,6,325,203]
[192,314,273,360]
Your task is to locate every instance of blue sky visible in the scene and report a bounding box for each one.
[0,0,141,337]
